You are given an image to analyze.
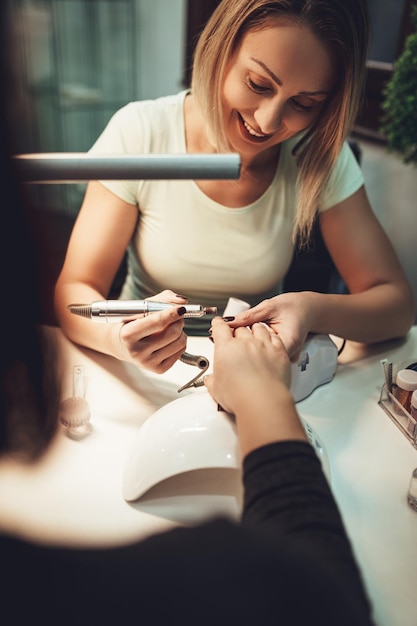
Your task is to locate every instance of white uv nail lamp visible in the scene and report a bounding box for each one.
[290,333,338,402]
[122,391,331,503]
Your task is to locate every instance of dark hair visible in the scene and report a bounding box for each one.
[0,5,60,461]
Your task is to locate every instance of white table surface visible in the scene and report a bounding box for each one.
[1,326,417,626]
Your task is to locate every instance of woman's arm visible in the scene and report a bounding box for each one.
[317,185,414,335]
[227,186,415,359]
[54,181,187,373]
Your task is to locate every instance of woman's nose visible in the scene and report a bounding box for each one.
[254,100,284,135]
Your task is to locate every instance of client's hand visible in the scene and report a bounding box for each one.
[114,290,188,373]
[205,318,307,456]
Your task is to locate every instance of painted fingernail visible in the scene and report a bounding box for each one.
[177,306,187,316]
[222,316,235,322]
[208,335,214,343]
[175,294,187,299]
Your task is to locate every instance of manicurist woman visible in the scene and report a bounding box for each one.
[55,0,415,371]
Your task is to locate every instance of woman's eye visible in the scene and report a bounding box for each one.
[247,77,269,94]
[290,98,314,112]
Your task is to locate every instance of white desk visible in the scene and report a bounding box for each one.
[303,331,417,626]
[1,327,417,626]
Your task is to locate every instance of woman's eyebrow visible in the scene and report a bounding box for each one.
[250,57,329,96]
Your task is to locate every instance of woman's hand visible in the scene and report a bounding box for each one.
[204,318,307,455]
[112,290,188,373]
[226,292,316,361]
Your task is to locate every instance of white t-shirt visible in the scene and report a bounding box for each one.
[89,90,364,332]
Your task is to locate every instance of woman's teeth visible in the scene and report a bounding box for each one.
[243,119,266,138]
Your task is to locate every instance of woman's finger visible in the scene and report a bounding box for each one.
[123,305,186,339]
[146,289,188,304]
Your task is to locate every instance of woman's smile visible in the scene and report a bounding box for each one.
[239,113,272,141]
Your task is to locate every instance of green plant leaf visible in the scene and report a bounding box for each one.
[379,5,417,166]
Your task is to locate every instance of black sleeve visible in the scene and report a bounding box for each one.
[242,440,373,615]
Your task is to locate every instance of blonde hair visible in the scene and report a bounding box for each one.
[191,0,369,246]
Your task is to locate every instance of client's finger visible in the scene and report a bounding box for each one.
[203,373,213,394]
[233,323,272,341]
[251,322,288,353]
[204,374,231,414]
[250,322,273,338]
[233,325,253,338]
[210,316,234,341]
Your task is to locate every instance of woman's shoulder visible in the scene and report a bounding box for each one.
[90,90,188,154]
[320,140,364,210]
[114,90,188,125]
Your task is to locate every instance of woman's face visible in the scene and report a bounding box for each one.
[222,19,336,159]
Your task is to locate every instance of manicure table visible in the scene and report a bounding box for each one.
[0,325,416,626]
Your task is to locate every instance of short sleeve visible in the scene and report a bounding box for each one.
[88,104,146,205]
[319,141,364,212]
[87,93,188,207]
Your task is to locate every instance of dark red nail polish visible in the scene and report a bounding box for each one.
[177,306,187,316]
[222,316,235,322]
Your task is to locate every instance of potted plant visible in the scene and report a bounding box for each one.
[380,5,417,166]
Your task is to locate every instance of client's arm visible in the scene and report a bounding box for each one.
[205,318,374,621]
